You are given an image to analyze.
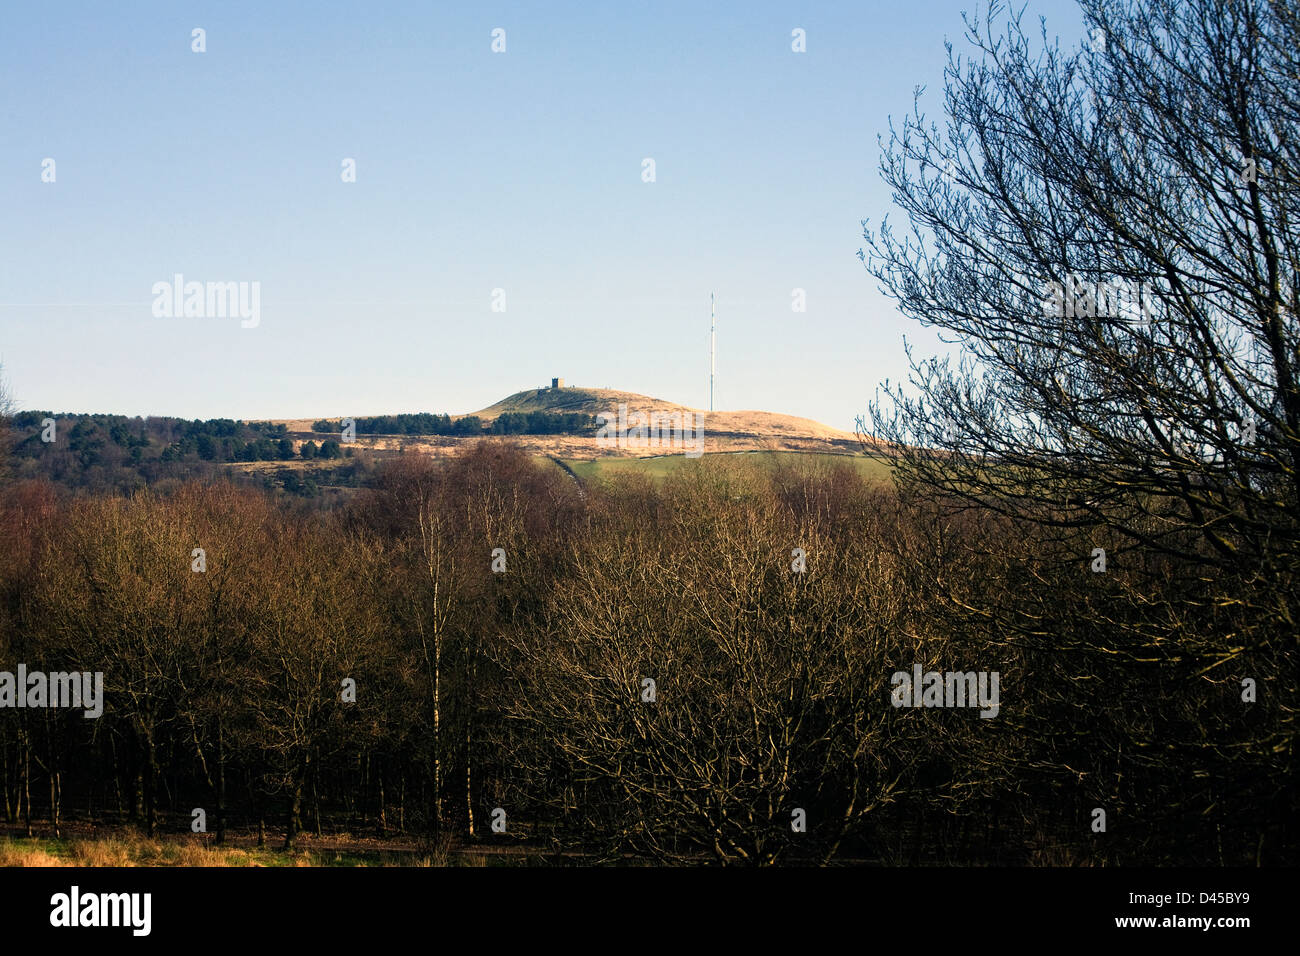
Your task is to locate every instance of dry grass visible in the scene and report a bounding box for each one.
[69,837,135,866]
[0,839,63,867]
[0,831,505,867]
[0,834,266,867]
[1026,840,1089,867]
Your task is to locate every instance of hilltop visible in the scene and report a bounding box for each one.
[475,385,857,443]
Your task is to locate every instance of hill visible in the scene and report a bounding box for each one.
[270,385,864,459]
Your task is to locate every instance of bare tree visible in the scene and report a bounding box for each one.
[863,0,1298,571]
[859,0,1297,858]
[496,460,923,865]
[0,364,14,475]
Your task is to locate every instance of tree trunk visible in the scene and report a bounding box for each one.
[2,740,13,823]
[465,711,475,838]
[143,730,157,838]
[284,783,302,852]
[215,716,226,844]
[311,758,322,836]
[284,753,310,851]
[21,737,32,838]
[108,732,124,820]
[433,638,442,836]
[465,652,476,838]
[49,766,60,838]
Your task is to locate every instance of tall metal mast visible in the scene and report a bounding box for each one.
[710,292,716,412]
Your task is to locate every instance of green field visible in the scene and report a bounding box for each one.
[557,450,895,484]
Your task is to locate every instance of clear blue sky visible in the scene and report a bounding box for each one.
[1,0,1083,430]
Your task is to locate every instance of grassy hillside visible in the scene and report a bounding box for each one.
[271,384,864,449]
[559,450,894,483]
[471,385,860,443]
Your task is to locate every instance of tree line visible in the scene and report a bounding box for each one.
[312,410,596,438]
[4,413,348,494]
[0,441,1287,863]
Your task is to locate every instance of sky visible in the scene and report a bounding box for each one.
[1,0,1084,431]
